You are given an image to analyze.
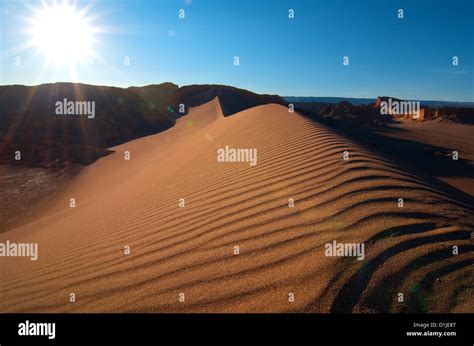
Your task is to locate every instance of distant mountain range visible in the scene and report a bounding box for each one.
[284,96,474,108]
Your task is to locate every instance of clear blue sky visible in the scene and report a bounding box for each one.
[1,0,473,101]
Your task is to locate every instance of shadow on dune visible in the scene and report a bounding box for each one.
[296,106,474,205]
[364,245,474,313]
[292,104,474,313]
[329,231,472,313]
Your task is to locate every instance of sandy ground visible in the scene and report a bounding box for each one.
[0,98,472,312]
[380,118,474,195]
[0,165,78,233]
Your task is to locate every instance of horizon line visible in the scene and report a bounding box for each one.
[1,81,473,104]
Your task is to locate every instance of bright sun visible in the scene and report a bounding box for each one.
[29,2,95,65]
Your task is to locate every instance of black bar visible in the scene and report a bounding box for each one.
[0,313,472,345]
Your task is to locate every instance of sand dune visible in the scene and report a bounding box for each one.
[0,98,472,313]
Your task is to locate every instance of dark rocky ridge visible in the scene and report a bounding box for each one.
[174,84,285,116]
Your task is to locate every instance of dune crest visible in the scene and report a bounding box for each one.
[0,99,472,313]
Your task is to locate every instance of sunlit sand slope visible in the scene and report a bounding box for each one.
[1,98,472,312]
